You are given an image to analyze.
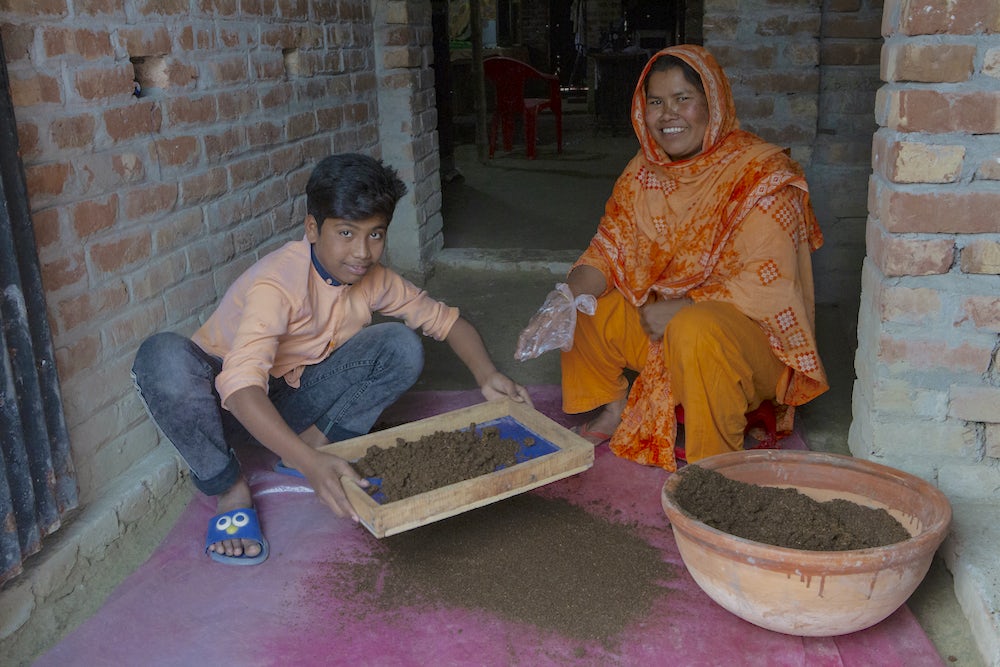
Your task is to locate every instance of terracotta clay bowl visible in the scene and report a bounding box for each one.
[660,449,952,637]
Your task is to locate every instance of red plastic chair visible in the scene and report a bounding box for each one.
[483,56,563,160]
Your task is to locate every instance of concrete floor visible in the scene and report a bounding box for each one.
[416,112,987,665]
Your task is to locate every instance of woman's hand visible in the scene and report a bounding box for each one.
[640,296,692,342]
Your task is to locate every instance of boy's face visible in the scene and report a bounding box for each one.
[305,214,388,285]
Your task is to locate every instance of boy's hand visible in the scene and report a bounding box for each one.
[298,449,370,521]
[481,371,534,407]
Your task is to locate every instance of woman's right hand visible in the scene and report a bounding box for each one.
[640,296,693,342]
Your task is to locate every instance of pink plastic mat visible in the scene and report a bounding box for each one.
[37,386,944,666]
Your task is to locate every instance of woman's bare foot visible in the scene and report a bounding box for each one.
[208,477,262,559]
[575,398,627,445]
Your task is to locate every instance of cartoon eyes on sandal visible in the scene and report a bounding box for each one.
[215,512,250,531]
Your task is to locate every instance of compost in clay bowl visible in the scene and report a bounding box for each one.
[660,449,952,637]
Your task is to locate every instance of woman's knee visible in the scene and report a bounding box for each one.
[664,301,753,373]
[666,302,726,349]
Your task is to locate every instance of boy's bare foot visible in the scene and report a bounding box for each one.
[574,398,627,445]
[208,477,262,559]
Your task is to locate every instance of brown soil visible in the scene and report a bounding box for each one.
[326,494,675,643]
[333,424,678,644]
[352,424,528,502]
[673,464,911,551]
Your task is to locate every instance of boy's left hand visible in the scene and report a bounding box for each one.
[481,371,534,407]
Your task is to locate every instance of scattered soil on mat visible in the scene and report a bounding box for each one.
[328,494,674,643]
[352,424,526,502]
[672,465,911,550]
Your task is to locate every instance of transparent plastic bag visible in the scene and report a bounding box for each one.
[514,283,596,361]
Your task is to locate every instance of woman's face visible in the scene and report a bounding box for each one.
[643,67,709,162]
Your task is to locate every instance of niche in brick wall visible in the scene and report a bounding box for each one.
[130,56,168,98]
[283,48,300,78]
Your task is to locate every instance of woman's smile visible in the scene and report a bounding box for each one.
[644,68,709,162]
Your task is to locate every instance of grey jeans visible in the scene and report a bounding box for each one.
[131,323,423,495]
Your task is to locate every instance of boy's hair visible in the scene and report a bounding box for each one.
[646,55,705,94]
[306,153,407,227]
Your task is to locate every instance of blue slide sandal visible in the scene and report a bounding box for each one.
[205,508,269,565]
[274,459,305,478]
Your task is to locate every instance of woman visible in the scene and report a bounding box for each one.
[516,45,829,470]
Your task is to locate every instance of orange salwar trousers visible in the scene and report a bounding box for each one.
[561,290,786,462]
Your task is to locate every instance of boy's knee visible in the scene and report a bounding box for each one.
[133,332,180,377]
[132,332,203,393]
[380,323,424,381]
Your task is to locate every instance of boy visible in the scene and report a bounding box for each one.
[132,153,531,565]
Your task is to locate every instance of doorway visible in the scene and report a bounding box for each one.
[549,0,582,88]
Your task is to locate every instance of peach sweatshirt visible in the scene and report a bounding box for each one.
[192,238,459,409]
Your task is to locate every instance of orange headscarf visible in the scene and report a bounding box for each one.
[575,45,828,470]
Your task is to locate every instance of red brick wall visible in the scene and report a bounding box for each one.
[854,0,1000,491]
[0,0,434,502]
[704,0,821,161]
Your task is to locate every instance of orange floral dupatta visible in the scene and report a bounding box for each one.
[576,45,828,470]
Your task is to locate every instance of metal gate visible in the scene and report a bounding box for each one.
[0,34,78,586]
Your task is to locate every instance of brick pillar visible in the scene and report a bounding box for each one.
[373,0,443,277]
[852,0,1000,495]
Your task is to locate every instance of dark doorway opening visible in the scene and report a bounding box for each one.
[549,0,582,88]
[430,1,701,171]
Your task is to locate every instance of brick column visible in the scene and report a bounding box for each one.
[852,0,1000,495]
[373,0,443,277]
